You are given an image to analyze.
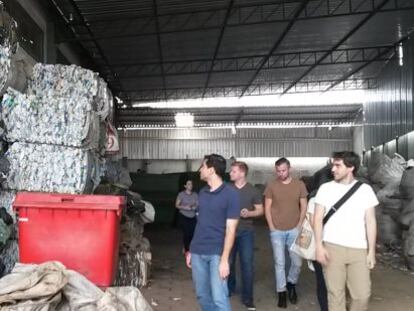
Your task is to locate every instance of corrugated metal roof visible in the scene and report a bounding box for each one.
[46,0,414,125]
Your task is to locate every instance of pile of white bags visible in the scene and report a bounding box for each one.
[366,152,414,270]
[0,261,153,310]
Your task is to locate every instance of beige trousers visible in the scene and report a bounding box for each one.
[323,243,371,311]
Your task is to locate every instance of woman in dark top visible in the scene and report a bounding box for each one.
[307,165,333,311]
[175,180,198,256]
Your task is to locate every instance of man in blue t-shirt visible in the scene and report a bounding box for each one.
[186,153,240,311]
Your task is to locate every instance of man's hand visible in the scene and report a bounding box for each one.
[219,259,230,280]
[367,251,376,269]
[185,252,192,269]
[316,245,329,266]
[240,208,250,218]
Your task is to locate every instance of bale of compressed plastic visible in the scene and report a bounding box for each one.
[376,183,402,221]
[0,3,18,96]
[115,213,151,288]
[0,238,18,276]
[400,167,414,200]
[103,161,132,188]
[367,152,405,186]
[4,142,102,194]
[0,190,16,223]
[28,64,110,120]
[0,44,12,94]
[403,221,414,270]
[378,212,402,247]
[2,88,101,149]
[400,198,414,228]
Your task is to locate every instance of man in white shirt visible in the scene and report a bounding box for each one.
[314,151,378,311]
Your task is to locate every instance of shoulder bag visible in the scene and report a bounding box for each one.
[290,181,363,260]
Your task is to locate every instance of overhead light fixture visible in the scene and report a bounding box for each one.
[398,42,404,66]
[231,125,237,135]
[117,121,355,130]
[174,112,194,127]
[132,90,366,109]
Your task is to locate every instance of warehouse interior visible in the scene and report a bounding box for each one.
[1,0,414,310]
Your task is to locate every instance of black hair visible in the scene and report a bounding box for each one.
[332,151,360,174]
[204,154,226,178]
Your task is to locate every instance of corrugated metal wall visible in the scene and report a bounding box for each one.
[119,127,352,159]
[364,36,414,160]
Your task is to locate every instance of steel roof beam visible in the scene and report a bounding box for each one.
[152,0,167,100]
[282,0,391,95]
[201,0,234,98]
[118,106,362,115]
[323,37,410,92]
[239,0,311,98]
[123,78,376,102]
[113,45,392,79]
[53,0,123,95]
[63,0,414,42]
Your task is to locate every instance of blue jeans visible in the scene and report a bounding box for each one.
[191,254,231,311]
[228,229,254,304]
[270,228,302,292]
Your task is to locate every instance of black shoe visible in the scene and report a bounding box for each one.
[277,291,287,308]
[244,301,256,310]
[287,282,297,304]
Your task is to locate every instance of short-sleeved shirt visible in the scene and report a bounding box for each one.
[177,191,198,218]
[234,183,262,231]
[307,197,316,215]
[314,180,379,249]
[264,179,308,231]
[190,182,240,255]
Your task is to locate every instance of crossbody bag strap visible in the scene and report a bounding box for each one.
[322,180,363,226]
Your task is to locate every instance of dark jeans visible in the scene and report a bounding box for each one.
[178,213,196,252]
[313,260,329,311]
[228,229,255,304]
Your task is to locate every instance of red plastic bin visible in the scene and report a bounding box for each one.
[13,192,125,287]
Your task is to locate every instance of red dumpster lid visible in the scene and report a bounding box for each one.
[13,192,126,211]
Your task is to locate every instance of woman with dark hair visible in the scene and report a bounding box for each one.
[175,180,198,257]
[307,165,333,311]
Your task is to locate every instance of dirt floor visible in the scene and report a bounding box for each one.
[141,221,414,311]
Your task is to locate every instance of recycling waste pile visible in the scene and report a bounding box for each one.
[98,161,154,288]
[361,152,414,271]
[0,3,19,281]
[0,60,153,305]
[1,63,111,194]
[0,261,152,311]
[0,2,18,97]
[0,61,113,280]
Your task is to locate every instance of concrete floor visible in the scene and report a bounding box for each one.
[141,221,414,311]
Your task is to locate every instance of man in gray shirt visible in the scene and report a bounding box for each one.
[229,161,264,310]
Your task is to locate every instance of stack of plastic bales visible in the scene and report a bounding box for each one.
[0,39,11,94]
[0,2,19,276]
[1,63,112,194]
[0,2,18,96]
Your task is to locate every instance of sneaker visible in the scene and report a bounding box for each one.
[244,301,256,310]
